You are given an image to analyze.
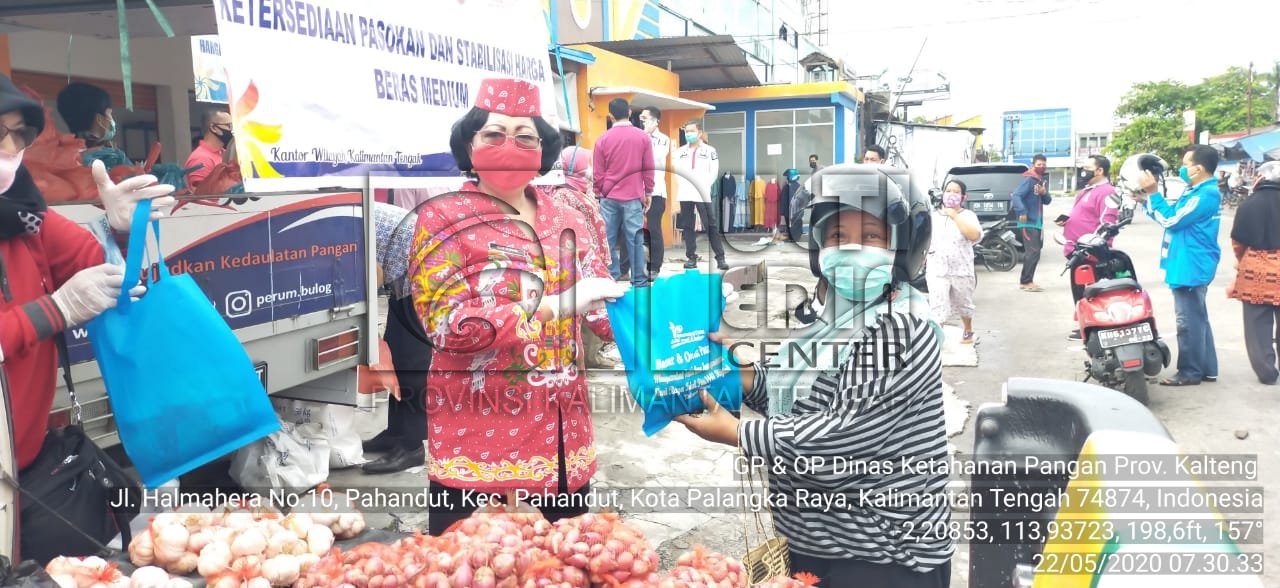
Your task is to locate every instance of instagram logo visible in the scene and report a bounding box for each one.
[225,290,253,318]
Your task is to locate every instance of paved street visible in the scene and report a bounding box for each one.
[337,197,1277,586]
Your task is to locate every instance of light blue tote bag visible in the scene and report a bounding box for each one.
[86,201,280,488]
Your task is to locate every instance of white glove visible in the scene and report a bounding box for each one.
[541,277,628,320]
[94,160,177,233]
[50,264,146,326]
[722,283,739,305]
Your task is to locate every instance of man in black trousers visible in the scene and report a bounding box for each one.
[363,201,431,474]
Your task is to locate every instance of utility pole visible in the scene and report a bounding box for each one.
[1247,61,1254,135]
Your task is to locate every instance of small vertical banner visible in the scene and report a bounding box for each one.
[192,35,229,104]
[1183,109,1197,143]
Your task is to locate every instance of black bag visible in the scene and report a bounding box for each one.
[2,334,141,565]
[0,556,60,588]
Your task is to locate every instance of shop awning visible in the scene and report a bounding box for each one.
[587,35,760,91]
[588,86,714,112]
[1216,128,1280,162]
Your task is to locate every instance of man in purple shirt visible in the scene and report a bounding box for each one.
[593,98,655,287]
[1060,155,1121,340]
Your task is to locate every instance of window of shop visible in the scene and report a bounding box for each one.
[705,111,746,176]
[754,107,833,180]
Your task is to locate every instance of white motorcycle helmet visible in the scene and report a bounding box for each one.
[1117,153,1169,196]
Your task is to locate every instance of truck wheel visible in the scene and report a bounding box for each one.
[986,239,1018,272]
[1123,371,1149,405]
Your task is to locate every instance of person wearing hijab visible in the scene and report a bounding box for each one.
[558,145,593,196]
[410,79,625,534]
[0,72,174,560]
[676,165,952,587]
[1228,161,1280,385]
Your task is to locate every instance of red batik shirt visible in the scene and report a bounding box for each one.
[410,183,613,493]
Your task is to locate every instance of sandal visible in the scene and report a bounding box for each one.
[961,331,974,344]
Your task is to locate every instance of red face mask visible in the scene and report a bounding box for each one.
[471,141,542,192]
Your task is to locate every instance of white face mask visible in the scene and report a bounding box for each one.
[0,150,24,193]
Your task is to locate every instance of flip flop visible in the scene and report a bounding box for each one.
[1159,376,1201,386]
[1021,285,1044,292]
[961,331,974,344]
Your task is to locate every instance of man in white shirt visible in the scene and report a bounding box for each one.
[673,120,728,270]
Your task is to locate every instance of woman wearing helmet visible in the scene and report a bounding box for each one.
[677,165,953,586]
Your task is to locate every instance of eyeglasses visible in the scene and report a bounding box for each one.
[478,130,541,150]
[0,126,38,150]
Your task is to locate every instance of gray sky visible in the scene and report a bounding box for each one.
[830,0,1280,142]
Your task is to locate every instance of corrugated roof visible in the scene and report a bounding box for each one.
[586,35,760,91]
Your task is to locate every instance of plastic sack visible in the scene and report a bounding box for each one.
[273,398,368,469]
[358,339,398,396]
[85,200,281,487]
[192,161,244,195]
[605,271,742,436]
[229,419,330,493]
[0,557,59,588]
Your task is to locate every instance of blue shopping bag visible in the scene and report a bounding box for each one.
[605,271,742,436]
[86,201,280,488]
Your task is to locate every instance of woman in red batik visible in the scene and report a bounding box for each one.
[410,78,626,534]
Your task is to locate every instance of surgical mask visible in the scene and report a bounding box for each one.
[818,245,895,302]
[809,161,818,170]
[0,149,23,193]
[1178,165,1192,183]
[471,141,542,192]
[684,132,699,144]
[99,117,116,142]
[1080,169,1096,185]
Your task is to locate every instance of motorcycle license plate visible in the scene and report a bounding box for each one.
[1000,230,1016,242]
[1097,323,1154,349]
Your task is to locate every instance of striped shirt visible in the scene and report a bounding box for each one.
[738,311,954,572]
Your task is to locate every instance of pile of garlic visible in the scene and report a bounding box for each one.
[128,501,365,587]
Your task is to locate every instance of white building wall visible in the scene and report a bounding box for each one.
[8,31,193,166]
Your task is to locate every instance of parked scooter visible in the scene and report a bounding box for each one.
[974,219,1019,272]
[1063,208,1170,404]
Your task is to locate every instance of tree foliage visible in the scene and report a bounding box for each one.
[1107,64,1279,166]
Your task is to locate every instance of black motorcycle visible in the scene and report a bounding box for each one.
[973,218,1019,272]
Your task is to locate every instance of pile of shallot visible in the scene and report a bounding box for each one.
[543,513,660,587]
[657,547,747,587]
[44,556,194,588]
[127,501,365,587]
[299,513,562,587]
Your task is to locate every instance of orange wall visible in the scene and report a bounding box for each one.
[570,45,679,150]
[570,45,692,244]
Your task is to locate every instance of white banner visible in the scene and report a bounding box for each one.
[213,0,554,191]
[192,35,229,104]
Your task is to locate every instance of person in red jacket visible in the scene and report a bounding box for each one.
[0,72,174,472]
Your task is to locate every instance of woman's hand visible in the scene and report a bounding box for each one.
[674,390,740,446]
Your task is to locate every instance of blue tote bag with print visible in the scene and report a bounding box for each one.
[86,201,280,488]
[606,271,742,436]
